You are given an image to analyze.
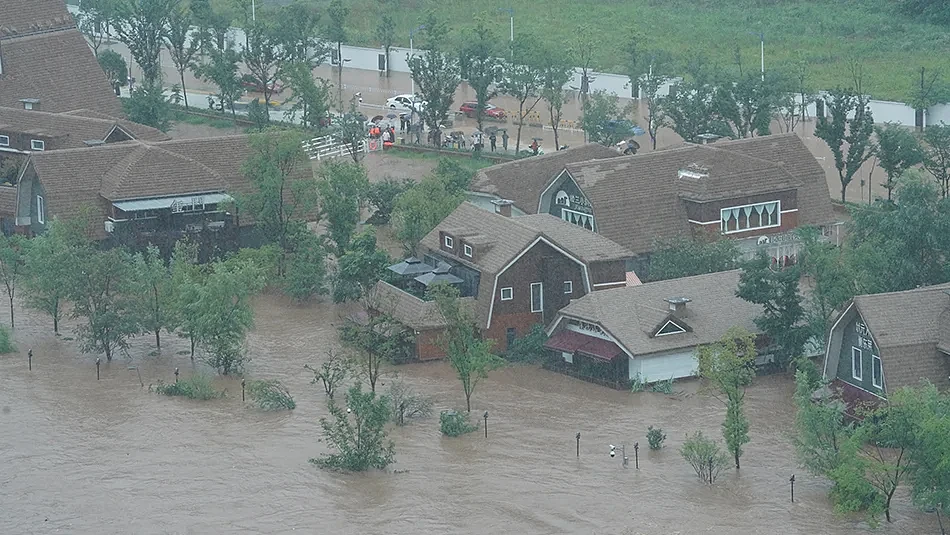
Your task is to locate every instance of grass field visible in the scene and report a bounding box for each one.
[334,0,947,102]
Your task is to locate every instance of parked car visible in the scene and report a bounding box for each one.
[459,101,506,119]
[386,94,426,113]
[241,74,285,95]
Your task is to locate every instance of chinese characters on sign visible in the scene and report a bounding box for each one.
[855,322,873,350]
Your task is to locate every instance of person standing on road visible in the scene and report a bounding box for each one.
[502,130,509,152]
[489,132,497,152]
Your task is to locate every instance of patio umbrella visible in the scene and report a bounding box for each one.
[413,262,464,287]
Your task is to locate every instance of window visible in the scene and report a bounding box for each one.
[0,135,8,147]
[530,282,543,313]
[23,102,33,110]
[562,351,573,364]
[36,195,45,224]
[872,355,883,389]
[656,320,686,336]
[721,201,780,233]
[31,139,45,151]
[463,243,473,257]
[444,235,453,249]
[500,287,513,301]
[851,347,863,381]
[563,280,573,294]
[506,328,517,349]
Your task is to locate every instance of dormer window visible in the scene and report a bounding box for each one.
[31,139,45,151]
[444,235,454,249]
[463,243,473,257]
[655,319,687,336]
[0,135,8,147]
[721,201,780,233]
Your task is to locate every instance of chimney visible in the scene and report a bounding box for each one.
[695,133,721,145]
[19,98,41,111]
[491,198,514,217]
[665,297,691,318]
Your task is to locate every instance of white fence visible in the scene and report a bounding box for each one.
[301,135,366,161]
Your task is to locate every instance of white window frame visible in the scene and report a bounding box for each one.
[463,243,473,257]
[530,282,543,313]
[720,200,781,234]
[36,195,45,224]
[444,235,453,249]
[31,139,45,151]
[500,287,513,301]
[563,280,573,294]
[871,354,882,388]
[0,135,9,147]
[851,346,863,381]
[560,207,594,230]
[655,320,687,337]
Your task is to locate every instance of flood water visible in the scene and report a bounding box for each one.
[0,296,938,534]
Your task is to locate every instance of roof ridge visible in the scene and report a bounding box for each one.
[854,282,950,300]
[147,143,225,183]
[102,144,150,198]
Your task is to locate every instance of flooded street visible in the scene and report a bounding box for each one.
[0,296,938,534]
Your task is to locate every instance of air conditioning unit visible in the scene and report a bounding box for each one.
[104,220,115,233]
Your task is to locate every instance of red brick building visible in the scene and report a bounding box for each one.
[370,201,632,360]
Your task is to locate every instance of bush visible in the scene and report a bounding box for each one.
[647,426,666,450]
[630,373,645,392]
[505,324,547,363]
[227,245,281,287]
[439,410,478,437]
[246,379,296,410]
[203,338,250,376]
[681,431,730,484]
[388,380,433,425]
[150,374,223,400]
[650,376,674,394]
[311,384,395,472]
[0,326,16,354]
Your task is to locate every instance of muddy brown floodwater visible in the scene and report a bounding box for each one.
[0,296,938,534]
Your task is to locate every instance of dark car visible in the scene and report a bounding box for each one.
[459,101,506,119]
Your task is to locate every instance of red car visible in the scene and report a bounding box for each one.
[241,74,285,95]
[459,101,506,119]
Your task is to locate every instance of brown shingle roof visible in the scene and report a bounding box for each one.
[850,283,950,392]
[556,270,761,356]
[59,109,170,142]
[0,185,17,217]
[0,106,167,149]
[0,26,124,117]
[367,280,475,330]
[419,202,633,328]
[0,0,76,37]
[561,134,836,256]
[469,144,620,213]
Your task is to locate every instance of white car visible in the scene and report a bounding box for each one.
[386,94,426,113]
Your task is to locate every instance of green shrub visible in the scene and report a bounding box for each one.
[0,326,16,354]
[681,431,730,484]
[150,374,223,400]
[630,373,645,392]
[247,379,296,410]
[439,410,478,437]
[647,426,667,450]
[505,324,547,363]
[650,376,674,394]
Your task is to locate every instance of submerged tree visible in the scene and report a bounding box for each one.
[431,284,504,412]
[131,245,173,349]
[0,235,28,329]
[499,35,545,154]
[406,12,460,148]
[874,123,924,201]
[23,220,88,333]
[316,159,369,254]
[70,248,140,361]
[815,87,876,202]
[920,123,950,198]
[312,383,395,472]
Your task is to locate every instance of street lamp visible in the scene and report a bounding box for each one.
[749,31,765,81]
[409,25,426,95]
[251,0,256,22]
[498,8,514,45]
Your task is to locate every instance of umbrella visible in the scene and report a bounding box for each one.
[385,112,398,119]
[371,115,383,123]
[414,262,463,286]
[532,137,543,141]
[484,126,499,134]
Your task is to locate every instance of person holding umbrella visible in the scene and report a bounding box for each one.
[502,130,509,152]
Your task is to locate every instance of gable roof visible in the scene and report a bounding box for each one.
[367,280,475,330]
[419,202,633,328]
[558,134,835,256]
[60,109,169,142]
[851,283,950,392]
[468,144,620,213]
[0,0,124,117]
[24,134,299,233]
[556,270,761,356]
[0,106,168,149]
[0,185,16,217]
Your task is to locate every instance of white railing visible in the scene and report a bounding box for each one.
[300,135,368,161]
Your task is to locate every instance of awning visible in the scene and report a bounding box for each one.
[112,193,232,212]
[544,330,623,362]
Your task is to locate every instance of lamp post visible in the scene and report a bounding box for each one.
[498,7,514,47]
[251,0,256,22]
[409,25,426,95]
[609,444,628,468]
[749,31,765,81]
[483,411,489,438]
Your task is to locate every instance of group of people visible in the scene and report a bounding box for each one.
[368,123,397,147]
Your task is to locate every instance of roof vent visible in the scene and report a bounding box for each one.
[19,98,40,110]
[695,133,721,144]
[665,297,691,318]
[84,139,106,146]
[491,198,514,217]
[677,164,708,180]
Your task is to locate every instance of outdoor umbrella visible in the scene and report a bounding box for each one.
[413,262,463,287]
[371,115,383,123]
[387,257,435,277]
[385,112,398,119]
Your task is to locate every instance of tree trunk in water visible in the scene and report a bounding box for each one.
[9,296,14,329]
[180,71,189,109]
[155,329,161,350]
[553,125,560,151]
[465,392,471,412]
[841,183,847,203]
[190,335,196,359]
[885,489,895,522]
[105,345,112,362]
[735,451,740,469]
